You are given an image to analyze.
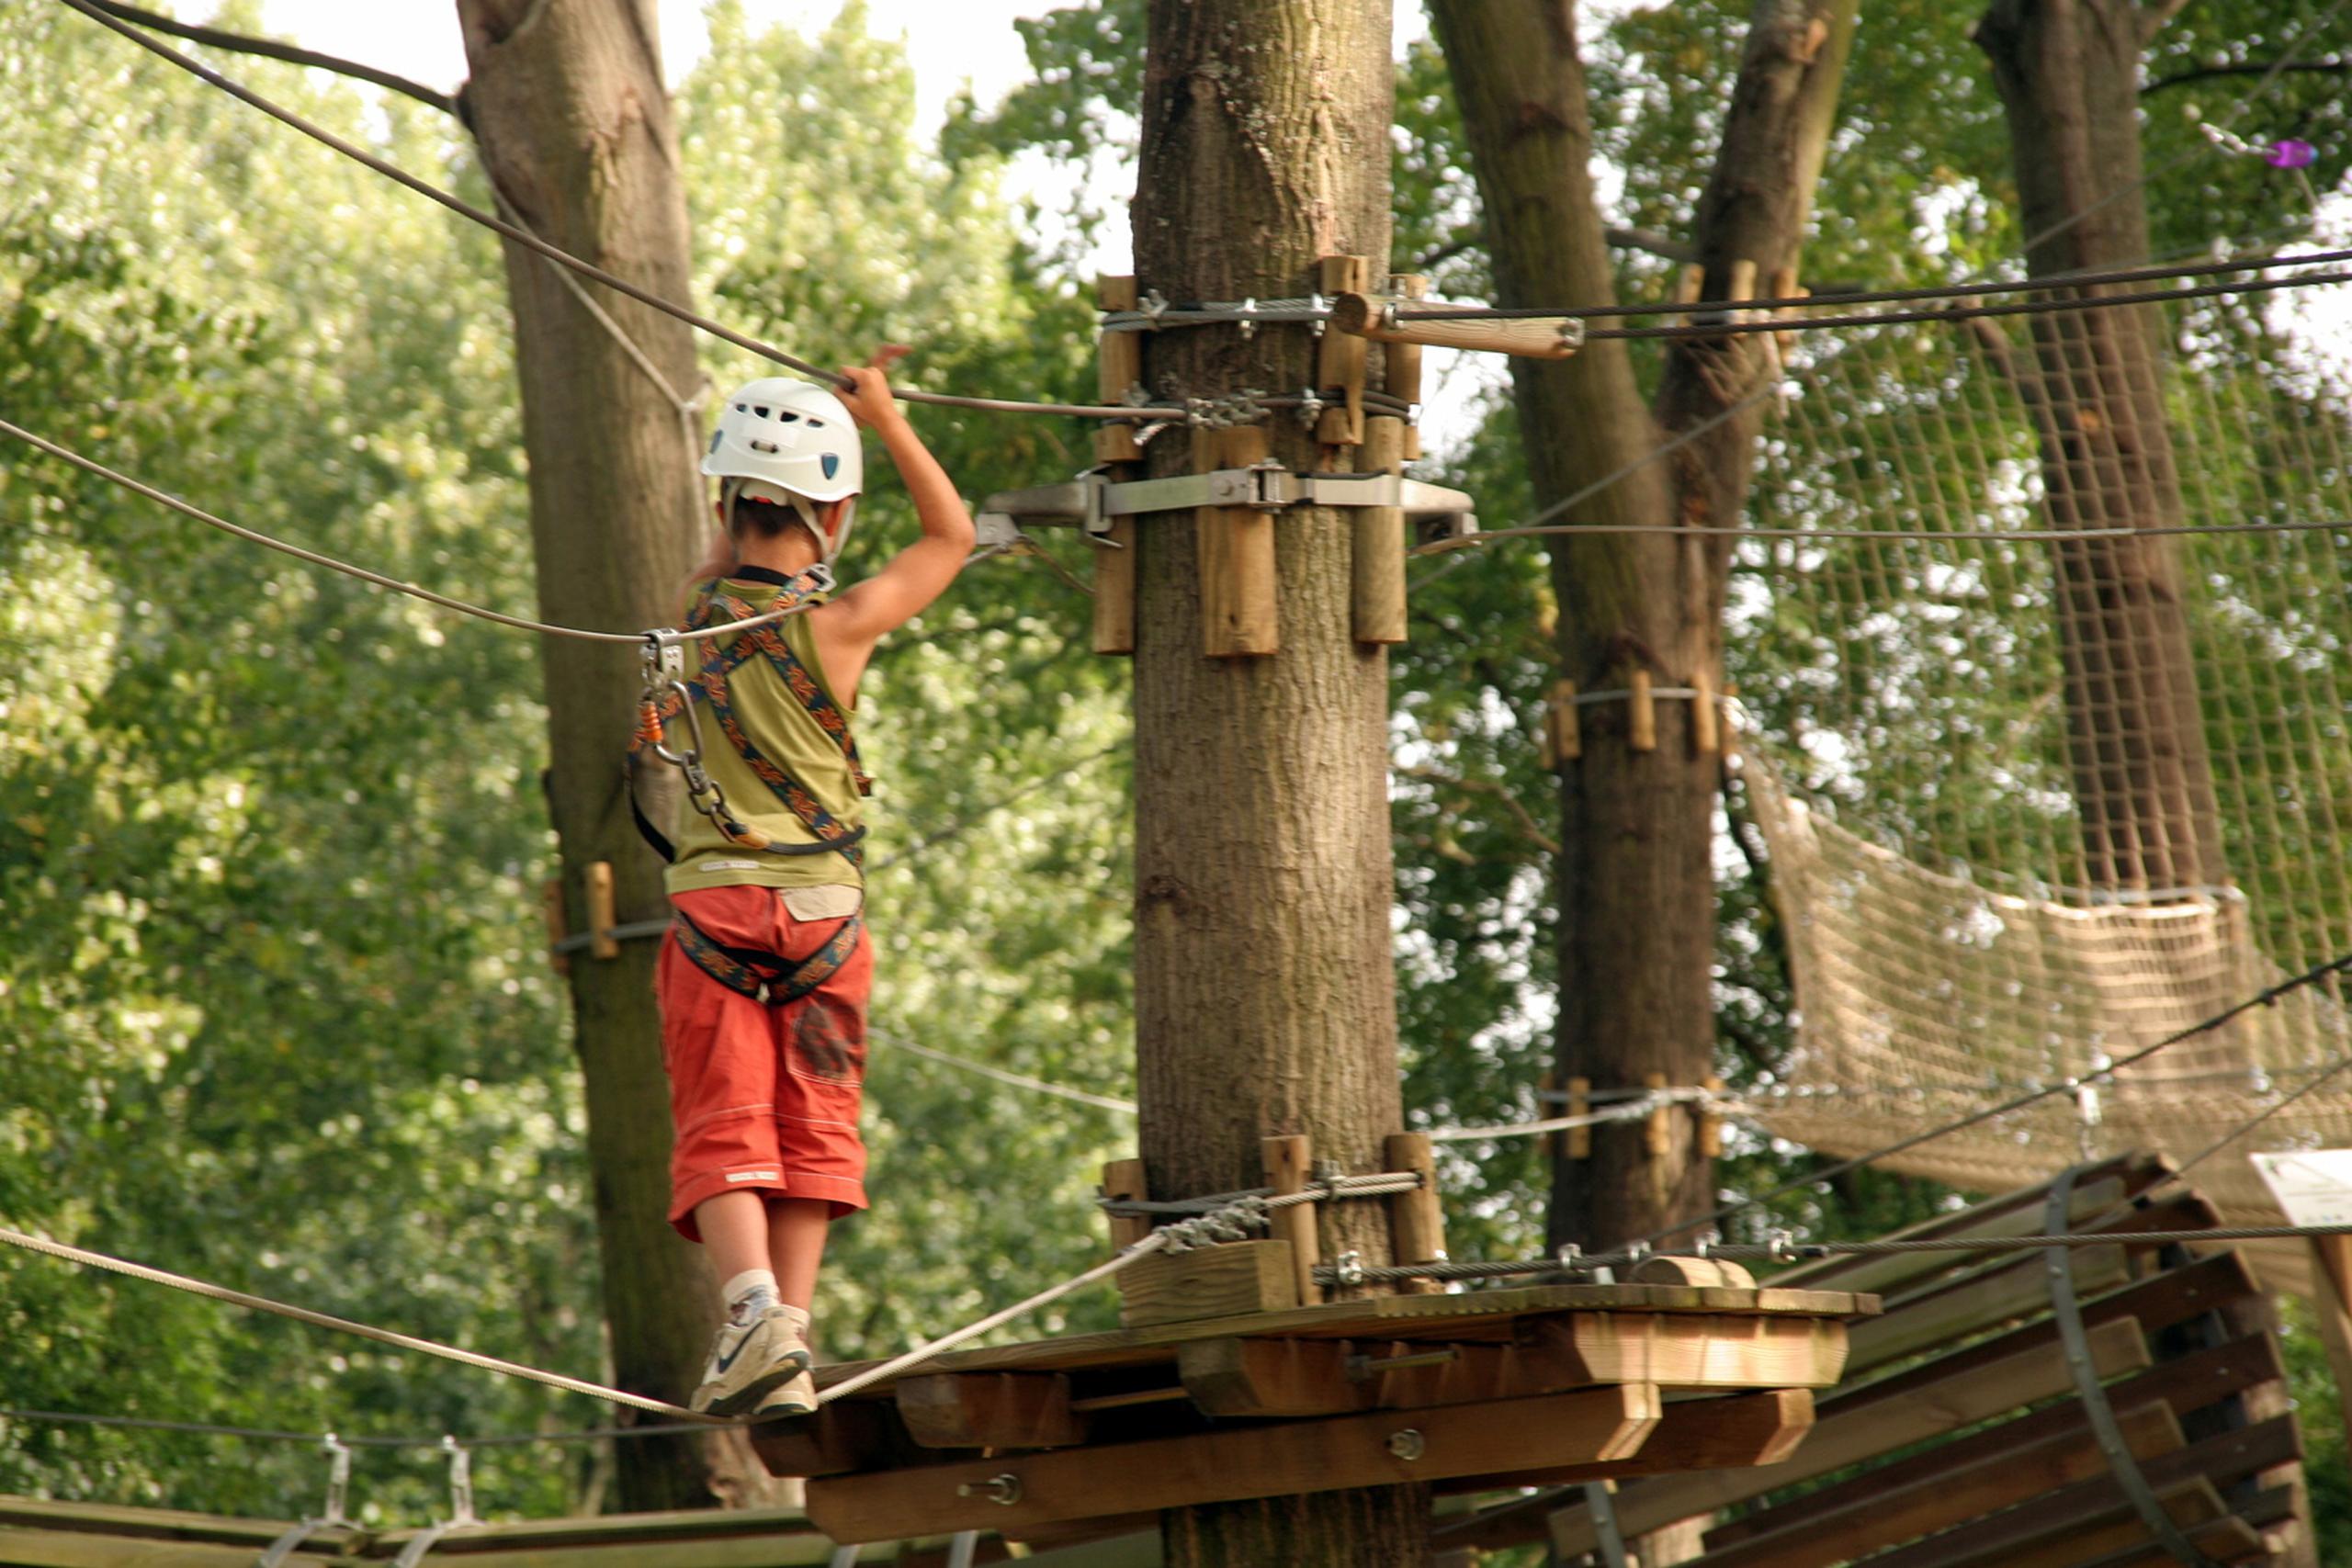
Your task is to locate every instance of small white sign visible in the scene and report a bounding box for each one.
[2252,1149,2352,1228]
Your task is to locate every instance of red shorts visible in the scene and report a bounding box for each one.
[657,885,872,1239]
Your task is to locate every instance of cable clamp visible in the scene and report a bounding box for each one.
[1307,291,1328,338]
[1766,1229,1796,1264]
[1238,297,1259,339]
[1140,289,1170,331]
[1333,1249,1367,1286]
[1294,387,1327,430]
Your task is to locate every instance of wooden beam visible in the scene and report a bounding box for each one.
[1849,1416,2301,1568]
[1702,1331,2283,1552]
[1091,275,1141,657]
[1383,1132,1446,1294]
[805,1383,1662,1543]
[895,1371,1087,1450]
[1771,1160,2140,1292]
[1352,415,1409,646]
[1100,1157,1149,1250]
[1997,1480,2237,1568]
[1315,255,1370,447]
[1177,1337,1362,1417]
[1844,1241,2132,1375]
[1547,1313,2150,1555]
[1116,1239,1299,1328]
[2054,1486,2298,1568]
[1195,424,1278,659]
[1459,1388,1814,1492]
[810,1280,1871,1395]
[1690,1398,2187,1568]
[1522,1311,1846,1391]
[1261,1134,1322,1305]
[1826,1249,2256,1416]
[749,1400,896,1480]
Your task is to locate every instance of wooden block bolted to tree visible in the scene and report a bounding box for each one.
[583,860,619,960]
[1383,1131,1447,1295]
[1095,274,1143,466]
[1385,273,1430,411]
[1117,1238,1301,1328]
[1547,681,1582,767]
[1692,671,1721,757]
[1090,518,1136,658]
[1352,415,1409,647]
[1643,1071,1672,1156]
[1262,1134,1323,1305]
[1195,425,1278,659]
[1628,670,1658,753]
[1566,1076,1593,1160]
[803,1382,1663,1542]
[1315,254,1370,447]
[1100,1157,1149,1250]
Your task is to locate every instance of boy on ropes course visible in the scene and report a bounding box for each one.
[631,347,974,1417]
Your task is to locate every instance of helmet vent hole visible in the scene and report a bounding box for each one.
[807,419,822,428]
[752,405,771,418]
[734,403,747,412]
[779,412,801,423]
[751,439,781,455]
[821,454,840,479]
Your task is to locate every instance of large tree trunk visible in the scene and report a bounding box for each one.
[1975,0,2227,896]
[1130,1,1415,1562]
[1428,0,1856,1258]
[455,0,758,1512]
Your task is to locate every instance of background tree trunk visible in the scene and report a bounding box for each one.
[1429,0,1857,1260]
[454,0,760,1512]
[1130,1,1418,1561]
[1976,0,2228,896]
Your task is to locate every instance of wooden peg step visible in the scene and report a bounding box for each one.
[1566,1077,1593,1160]
[1644,1071,1672,1157]
[1545,681,1581,767]
[1692,670,1720,756]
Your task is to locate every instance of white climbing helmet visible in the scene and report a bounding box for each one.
[703,377,864,563]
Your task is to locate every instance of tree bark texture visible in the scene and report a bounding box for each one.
[1976,0,2227,895]
[455,0,753,1512]
[1131,1,1421,1561]
[1429,0,1856,1256]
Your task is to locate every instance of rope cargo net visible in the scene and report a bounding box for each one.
[1722,230,2352,1226]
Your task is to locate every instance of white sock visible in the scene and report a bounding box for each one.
[721,1269,779,1325]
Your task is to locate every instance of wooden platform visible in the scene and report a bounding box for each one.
[757,1280,1876,1543]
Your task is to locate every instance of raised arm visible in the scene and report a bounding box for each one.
[821,351,976,645]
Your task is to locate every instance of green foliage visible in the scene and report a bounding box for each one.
[0,0,1128,1525]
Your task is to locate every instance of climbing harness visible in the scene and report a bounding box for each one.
[671,901,863,1009]
[628,567,870,867]
[628,565,873,1003]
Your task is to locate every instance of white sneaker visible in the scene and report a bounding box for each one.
[690,1305,811,1416]
[753,1363,818,1420]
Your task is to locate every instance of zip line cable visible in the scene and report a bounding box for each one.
[0,1407,715,1450]
[0,417,811,647]
[1410,517,2352,558]
[1104,243,2352,331]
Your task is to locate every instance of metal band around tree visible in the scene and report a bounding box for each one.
[2042,1164,2225,1568]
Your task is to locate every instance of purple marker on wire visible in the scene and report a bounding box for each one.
[2267,139,2319,170]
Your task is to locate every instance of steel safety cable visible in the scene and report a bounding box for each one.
[0,416,811,646]
[1409,515,2352,558]
[55,0,1160,425]
[0,1226,719,1422]
[0,1405,723,1449]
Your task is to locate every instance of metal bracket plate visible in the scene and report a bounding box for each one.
[2044,1166,2225,1568]
[978,468,1478,541]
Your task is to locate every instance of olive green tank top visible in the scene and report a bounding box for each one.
[662,575,865,894]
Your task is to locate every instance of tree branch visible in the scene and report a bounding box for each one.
[84,1,458,116]
[1410,224,1697,274]
[2143,58,2348,95]
[1398,762,1562,855]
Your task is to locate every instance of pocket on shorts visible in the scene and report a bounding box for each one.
[782,884,862,921]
